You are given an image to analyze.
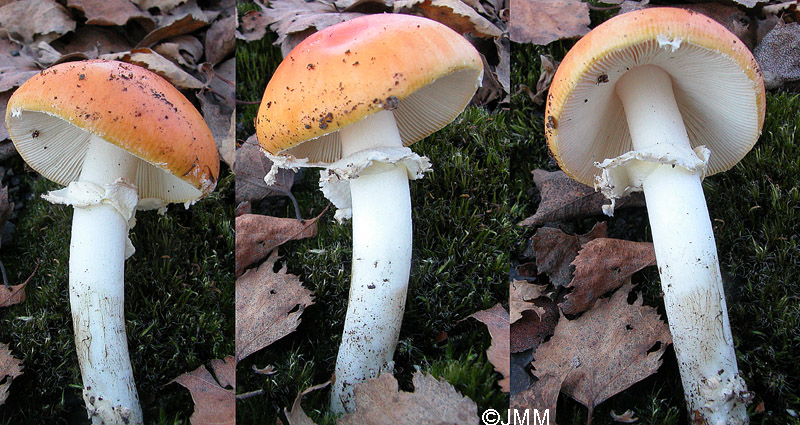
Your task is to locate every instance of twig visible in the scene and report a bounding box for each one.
[235,99,262,105]
[236,390,264,400]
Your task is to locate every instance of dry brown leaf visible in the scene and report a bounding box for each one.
[171,356,235,425]
[53,26,134,57]
[0,185,13,240]
[284,382,330,425]
[236,251,314,361]
[100,48,205,88]
[394,0,503,38]
[21,41,62,67]
[205,14,235,65]
[334,0,393,10]
[234,213,318,276]
[470,304,510,393]
[0,0,76,43]
[473,52,504,106]
[0,38,41,92]
[510,296,558,353]
[510,373,562,418]
[532,283,671,421]
[67,0,154,27]
[0,343,23,405]
[533,222,607,287]
[237,4,271,42]
[611,409,639,423]
[0,91,12,141]
[519,170,645,227]
[262,0,363,53]
[510,280,545,323]
[131,0,184,12]
[0,285,25,308]
[509,0,589,44]
[199,58,235,166]
[495,36,510,96]
[523,54,556,105]
[560,238,656,315]
[154,35,203,68]
[756,22,800,90]
[338,372,479,424]
[234,134,295,205]
[730,0,758,8]
[137,10,215,49]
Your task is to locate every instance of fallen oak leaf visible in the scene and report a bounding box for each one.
[0,38,41,92]
[205,14,235,65]
[519,170,645,227]
[531,283,671,422]
[154,35,204,68]
[261,0,364,53]
[510,296,558,353]
[393,0,503,38]
[131,0,185,12]
[137,10,217,49]
[338,372,479,424]
[171,356,235,425]
[235,134,296,205]
[0,343,23,405]
[0,274,35,308]
[51,26,134,57]
[0,92,10,141]
[66,0,155,27]
[509,0,589,44]
[237,1,271,42]
[234,213,319,276]
[235,251,314,361]
[755,22,800,90]
[510,280,546,323]
[100,48,206,89]
[0,0,76,44]
[533,222,607,287]
[560,238,656,315]
[470,304,510,392]
[284,381,330,425]
[510,373,562,418]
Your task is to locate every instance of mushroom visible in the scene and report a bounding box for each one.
[545,8,764,424]
[256,14,483,413]
[5,60,219,424]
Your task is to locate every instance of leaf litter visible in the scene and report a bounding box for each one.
[171,356,235,425]
[517,283,671,422]
[236,250,315,361]
[470,304,511,392]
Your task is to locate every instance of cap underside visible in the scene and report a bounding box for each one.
[10,110,202,204]
[555,38,761,186]
[277,68,480,164]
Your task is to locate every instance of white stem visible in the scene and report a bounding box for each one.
[617,66,748,424]
[331,111,412,413]
[70,135,143,424]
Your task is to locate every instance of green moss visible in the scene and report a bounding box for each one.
[236,27,511,423]
[0,159,234,424]
[512,38,800,425]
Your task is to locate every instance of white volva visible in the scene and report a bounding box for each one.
[613,65,748,423]
[330,110,413,413]
[56,135,143,425]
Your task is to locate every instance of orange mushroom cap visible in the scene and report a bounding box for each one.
[257,13,483,163]
[6,60,219,205]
